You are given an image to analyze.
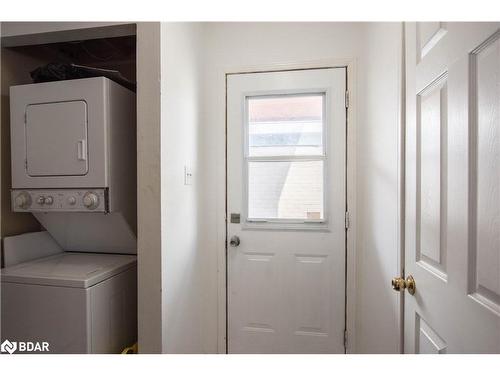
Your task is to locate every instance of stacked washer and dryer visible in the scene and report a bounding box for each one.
[1,77,138,353]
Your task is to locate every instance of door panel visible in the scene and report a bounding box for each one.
[417,22,447,60]
[472,35,500,311]
[417,74,447,279]
[405,22,500,353]
[26,101,88,176]
[227,68,346,353]
[415,314,447,354]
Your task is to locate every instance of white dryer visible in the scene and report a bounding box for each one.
[9,77,137,254]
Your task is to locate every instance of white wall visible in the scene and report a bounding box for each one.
[196,22,402,353]
[356,22,403,353]
[160,22,205,353]
[194,22,403,353]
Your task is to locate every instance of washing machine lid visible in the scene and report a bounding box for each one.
[0,252,136,289]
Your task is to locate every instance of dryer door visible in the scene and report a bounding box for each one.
[26,100,89,177]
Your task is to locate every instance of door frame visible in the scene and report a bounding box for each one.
[216,58,358,353]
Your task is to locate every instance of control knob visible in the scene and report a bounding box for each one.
[15,191,32,209]
[82,192,100,210]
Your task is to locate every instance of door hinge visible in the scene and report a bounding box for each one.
[345,90,350,109]
[345,211,350,230]
[344,329,348,348]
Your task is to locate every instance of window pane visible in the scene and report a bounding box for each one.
[247,94,324,157]
[248,161,324,220]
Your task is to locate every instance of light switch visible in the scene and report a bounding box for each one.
[184,166,193,185]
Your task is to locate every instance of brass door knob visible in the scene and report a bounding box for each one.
[391,275,416,295]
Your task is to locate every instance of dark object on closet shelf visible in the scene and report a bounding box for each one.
[30,62,136,92]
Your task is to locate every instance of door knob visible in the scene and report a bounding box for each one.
[229,235,240,247]
[391,275,416,295]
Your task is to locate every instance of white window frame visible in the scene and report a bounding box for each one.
[241,89,331,231]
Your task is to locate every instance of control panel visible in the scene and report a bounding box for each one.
[11,189,107,212]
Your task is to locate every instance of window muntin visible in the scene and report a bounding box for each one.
[245,93,327,223]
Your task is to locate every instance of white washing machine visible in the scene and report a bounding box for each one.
[1,77,137,354]
[1,232,137,353]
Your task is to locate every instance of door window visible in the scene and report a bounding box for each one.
[245,93,326,222]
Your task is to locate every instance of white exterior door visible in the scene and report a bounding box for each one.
[227,68,347,353]
[405,22,500,353]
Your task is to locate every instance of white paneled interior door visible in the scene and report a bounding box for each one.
[226,68,347,353]
[405,22,500,353]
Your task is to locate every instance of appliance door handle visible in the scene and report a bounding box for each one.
[77,140,87,161]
